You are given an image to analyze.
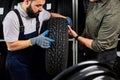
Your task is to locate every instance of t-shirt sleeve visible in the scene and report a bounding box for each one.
[3,11,19,42]
[38,9,51,32]
[39,9,51,21]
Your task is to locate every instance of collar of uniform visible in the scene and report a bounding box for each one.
[16,2,29,18]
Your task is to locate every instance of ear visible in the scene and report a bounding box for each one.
[24,0,31,5]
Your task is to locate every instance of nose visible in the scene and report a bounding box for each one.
[38,6,43,11]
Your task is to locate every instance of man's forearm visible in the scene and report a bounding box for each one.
[6,40,31,51]
[77,36,93,49]
[50,13,66,18]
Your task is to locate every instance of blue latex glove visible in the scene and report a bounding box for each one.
[66,17,72,27]
[30,30,55,48]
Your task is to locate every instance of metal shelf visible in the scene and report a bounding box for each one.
[0,39,4,42]
[72,0,78,65]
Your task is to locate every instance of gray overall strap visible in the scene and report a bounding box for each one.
[13,9,40,34]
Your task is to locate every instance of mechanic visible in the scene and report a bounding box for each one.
[68,0,120,79]
[2,0,72,80]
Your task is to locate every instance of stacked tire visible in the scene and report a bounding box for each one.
[53,60,118,80]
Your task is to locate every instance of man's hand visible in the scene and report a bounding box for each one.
[67,25,78,38]
[30,30,55,48]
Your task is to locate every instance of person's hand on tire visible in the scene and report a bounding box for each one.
[30,30,55,48]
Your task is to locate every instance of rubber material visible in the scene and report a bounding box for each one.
[45,17,69,75]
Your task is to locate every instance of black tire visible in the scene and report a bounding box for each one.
[53,60,117,80]
[45,17,69,75]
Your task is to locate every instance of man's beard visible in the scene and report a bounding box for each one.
[26,4,38,18]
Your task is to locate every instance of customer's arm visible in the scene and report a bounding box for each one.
[68,26,93,49]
